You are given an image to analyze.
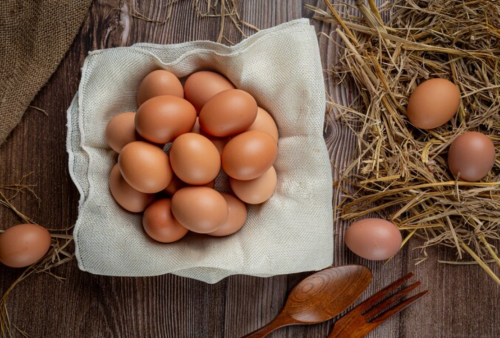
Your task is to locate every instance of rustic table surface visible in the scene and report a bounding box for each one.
[1,1,499,337]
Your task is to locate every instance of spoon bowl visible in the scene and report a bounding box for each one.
[243,265,372,338]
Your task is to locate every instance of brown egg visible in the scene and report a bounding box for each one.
[345,218,402,261]
[208,193,247,237]
[105,112,138,153]
[0,224,52,268]
[191,118,228,154]
[137,70,184,106]
[142,199,188,243]
[135,95,197,144]
[171,187,228,233]
[407,78,460,130]
[448,132,496,181]
[230,166,277,204]
[246,107,279,142]
[169,133,221,185]
[165,175,215,196]
[222,130,277,180]
[199,89,258,137]
[109,164,154,212]
[184,71,235,112]
[119,141,173,193]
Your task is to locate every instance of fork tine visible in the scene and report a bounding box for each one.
[354,272,414,313]
[364,281,421,318]
[371,290,428,324]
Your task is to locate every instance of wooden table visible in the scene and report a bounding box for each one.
[1,1,499,337]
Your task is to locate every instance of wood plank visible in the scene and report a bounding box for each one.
[0,0,499,337]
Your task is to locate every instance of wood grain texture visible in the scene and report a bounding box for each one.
[0,0,499,337]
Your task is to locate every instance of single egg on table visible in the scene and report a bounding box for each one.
[406,78,460,130]
[208,193,247,237]
[105,112,139,153]
[119,141,173,193]
[230,166,277,204]
[184,71,235,112]
[171,187,228,234]
[0,224,52,268]
[169,133,221,185]
[199,89,258,137]
[109,164,154,213]
[344,218,402,261]
[135,95,197,144]
[448,131,496,181]
[137,70,184,106]
[222,130,277,180]
[142,199,188,243]
[246,107,279,142]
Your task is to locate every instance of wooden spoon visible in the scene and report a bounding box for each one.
[242,265,372,338]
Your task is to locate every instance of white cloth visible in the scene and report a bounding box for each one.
[67,19,333,283]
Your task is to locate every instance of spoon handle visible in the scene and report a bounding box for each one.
[242,314,292,338]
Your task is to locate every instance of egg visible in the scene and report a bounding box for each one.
[137,70,184,106]
[208,193,247,237]
[169,133,221,185]
[407,78,460,130]
[165,175,215,196]
[0,224,52,268]
[109,164,154,212]
[199,89,258,137]
[119,141,173,193]
[142,199,188,243]
[184,71,235,112]
[171,187,228,233]
[246,107,279,142]
[222,130,277,180]
[345,218,402,261]
[448,132,496,181]
[105,112,139,153]
[230,166,277,204]
[135,95,197,144]
[191,118,227,154]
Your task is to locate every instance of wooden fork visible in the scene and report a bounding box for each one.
[328,272,428,338]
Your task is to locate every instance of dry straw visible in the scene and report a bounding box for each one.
[308,0,500,284]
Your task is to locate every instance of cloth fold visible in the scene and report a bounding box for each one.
[67,19,333,284]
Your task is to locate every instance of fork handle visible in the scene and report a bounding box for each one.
[242,314,292,338]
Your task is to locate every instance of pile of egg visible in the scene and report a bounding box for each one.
[345,78,497,261]
[106,70,279,243]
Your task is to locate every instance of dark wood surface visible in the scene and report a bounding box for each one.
[1,1,499,337]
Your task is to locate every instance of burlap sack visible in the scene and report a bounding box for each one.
[67,19,333,283]
[0,0,91,145]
